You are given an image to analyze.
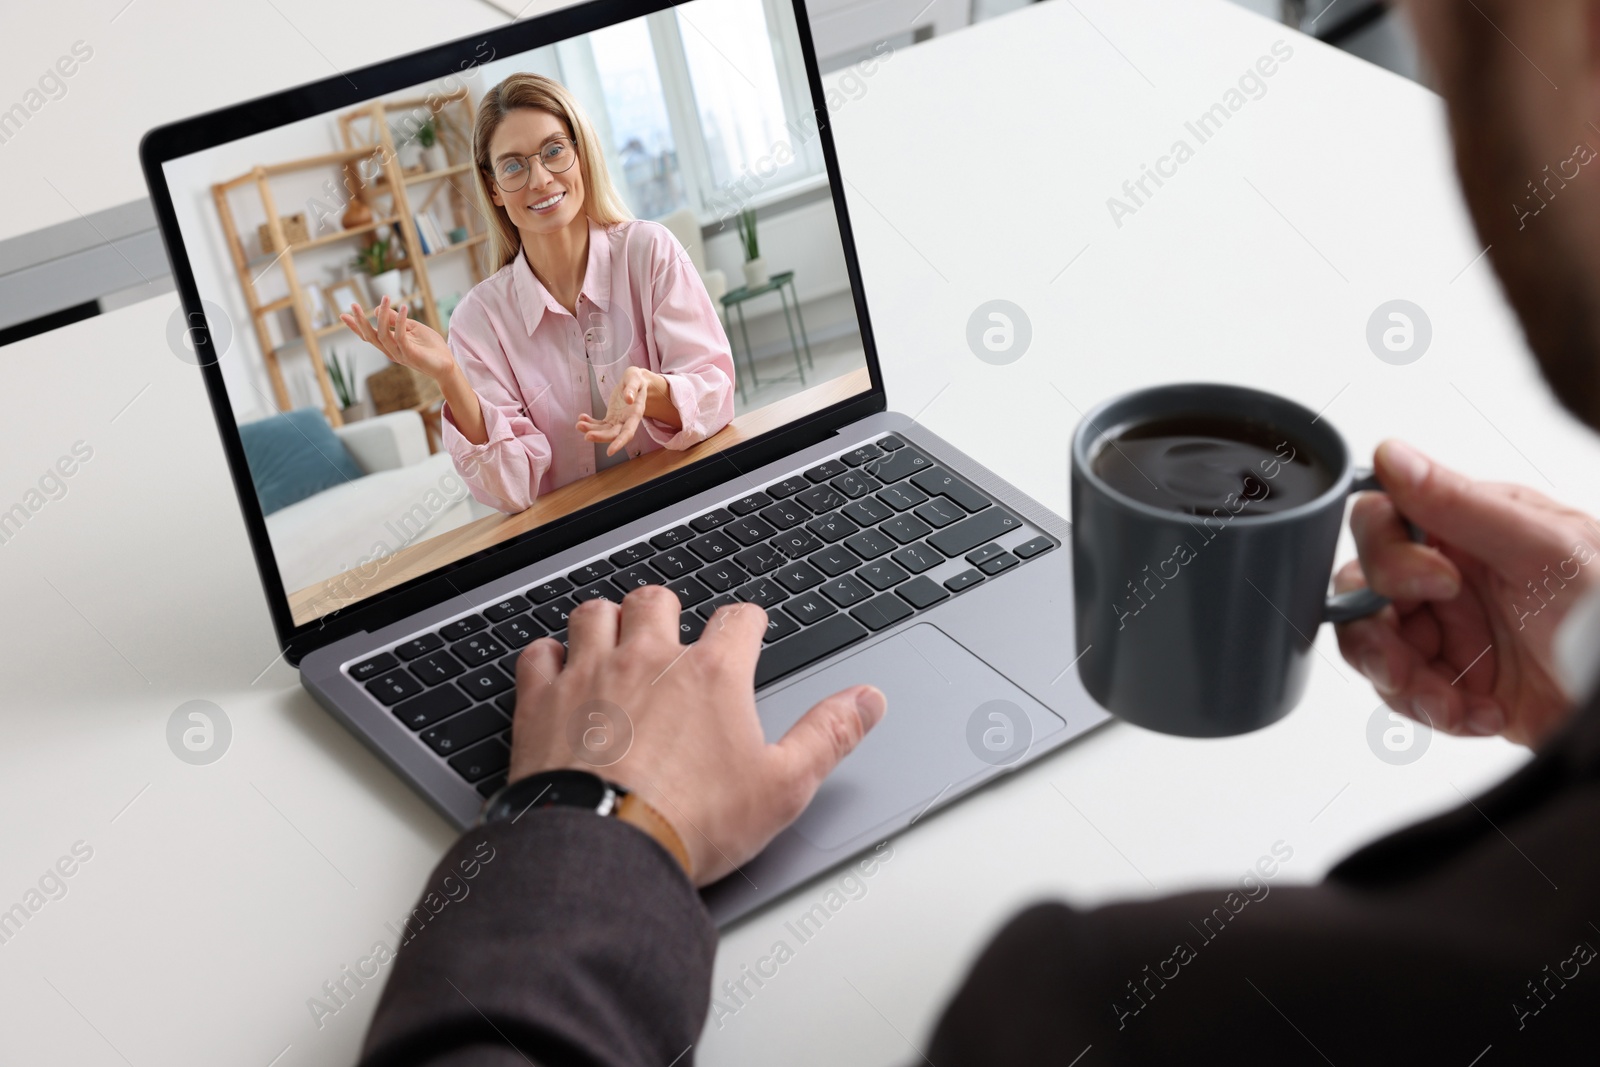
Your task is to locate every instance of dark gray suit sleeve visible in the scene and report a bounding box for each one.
[360,808,715,1067]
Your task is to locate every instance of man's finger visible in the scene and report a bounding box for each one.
[695,602,768,678]
[770,685,887,815]
[564,597,620,664]
[1373,439,1579,578]
[1350,492,1462,601]
[617,584,682,647]
[517,636,565,691]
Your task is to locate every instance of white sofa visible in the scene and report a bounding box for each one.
[265,410,492,594]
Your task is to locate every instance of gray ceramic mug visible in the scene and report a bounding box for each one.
[1070,383,1410,737]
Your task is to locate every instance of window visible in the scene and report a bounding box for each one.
[588,20,690,219]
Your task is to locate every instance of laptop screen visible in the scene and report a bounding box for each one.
[152,0,877,632]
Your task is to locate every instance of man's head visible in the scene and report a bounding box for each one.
[1404,0,1600,428]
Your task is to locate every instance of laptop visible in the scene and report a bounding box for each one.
[140,0,1107,925]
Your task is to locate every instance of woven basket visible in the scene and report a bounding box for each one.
[366,364,444,415]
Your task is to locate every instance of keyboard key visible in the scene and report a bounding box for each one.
[877,434,906,450]
[843,528,896,560]
[498,652,521,677]
[755,615,869,686]
[567,560,616,584]
[409,650,466,685]
[734,543,785,575]
[842,444,884,467]
[651,548,698,579]
[696,592,740,619]
[842,496,893,526]
[477,773,509,798]
[527,578,574,604]
[439,615,487,641]
[729,491,773,515]
[784,591,838,625]
[851,593,914,631]
[572,579,623,603]
[394,634,443,661]
[758,500,807,530]
[422,706,505,755]
[820,573,871,607]
[679,612,707,643]
[495,690,517,715]
[483,596,529,623]
[350,651,397,681]
[857,559,910,591]
[458,665,514,700]
[913,498,964,528]
[530,596,578,631]
[494,614,545,649]
[806,512,860,543]
[944,569,985,593]
[877,484,928,511]
[725,515,777,545]
[609,542,653,567]
[928,508,1023,557]
[690,508,735,532]
[1015,535,1057,560]
[766,476,810,499]
[980,551,1020,575]
[393,685,470,730]
[830,472,881,499]
[452,634,507,665]
[966,543,1007,567]
[366,670,423,706]
[448,737,509,783]
[882,515,932,544]
[774,561,826,593]
[891,542,943,574]
[738,577,789,609]
[910,467,992,513]
[699,561,748,593]
[805,460,849,482]
[808,545,861,578]
[771,529,825,558]
[651,526,694,549]
[687,530,739,562]
[864,445,933,484]
[665,575,713,608]
[763,611,802,643]
[795,485,848,515]
[896,576,951,610]
[613,563,665,589]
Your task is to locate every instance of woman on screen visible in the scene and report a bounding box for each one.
[339,73,735,514]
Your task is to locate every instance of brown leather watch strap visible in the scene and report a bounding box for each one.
[615,792,693,879]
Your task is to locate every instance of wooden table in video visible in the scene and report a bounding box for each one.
[289,368,871,625]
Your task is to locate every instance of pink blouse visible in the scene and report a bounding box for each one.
[441,218,736,513]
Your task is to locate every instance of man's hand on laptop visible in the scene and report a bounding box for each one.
[1333,439,1600,747]
[506,586,888,885]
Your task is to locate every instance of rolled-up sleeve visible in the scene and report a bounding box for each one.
[640,234,736,450]
[442,300,553,514]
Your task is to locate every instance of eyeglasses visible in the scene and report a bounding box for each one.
[490,138,577,191]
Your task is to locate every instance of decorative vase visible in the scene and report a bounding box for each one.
[369,268,405,304]
[742,257,769,290]
[340,398,372,423]
[422,145,449,172]
[448,226,469,245]
[340,162,371,229]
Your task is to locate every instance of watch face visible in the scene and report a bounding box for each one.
[536,769,610,810]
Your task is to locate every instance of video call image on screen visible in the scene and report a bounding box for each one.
[160,0,871,626]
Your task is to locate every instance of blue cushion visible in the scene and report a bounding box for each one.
[238,408,365,515]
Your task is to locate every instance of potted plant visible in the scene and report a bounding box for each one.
[325,348,369,421]
[737,208,768,289]
[352,237,405,304]
[417,118,449,173]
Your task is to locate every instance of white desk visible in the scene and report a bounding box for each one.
[4,1,1598,1064]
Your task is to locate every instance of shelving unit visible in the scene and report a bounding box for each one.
[210,85,488,427]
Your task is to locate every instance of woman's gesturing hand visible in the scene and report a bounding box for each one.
[1334,439,1600,747]
[508,587,887,886]
[339,296,456,383]
[576,364,658,456]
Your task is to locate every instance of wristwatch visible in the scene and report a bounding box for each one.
[479,769,692,877]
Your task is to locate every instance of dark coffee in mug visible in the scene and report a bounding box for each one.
[1091,415,1335,517]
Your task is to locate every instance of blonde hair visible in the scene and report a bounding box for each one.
[471,72,632,271]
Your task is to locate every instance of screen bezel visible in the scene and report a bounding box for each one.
[139,0,887,663]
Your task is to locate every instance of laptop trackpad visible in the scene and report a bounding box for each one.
[756,623,1065,851]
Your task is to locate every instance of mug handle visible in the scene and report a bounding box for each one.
[1324,469,1427,625]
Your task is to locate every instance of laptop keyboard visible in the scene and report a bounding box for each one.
[344,434,1057,799]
